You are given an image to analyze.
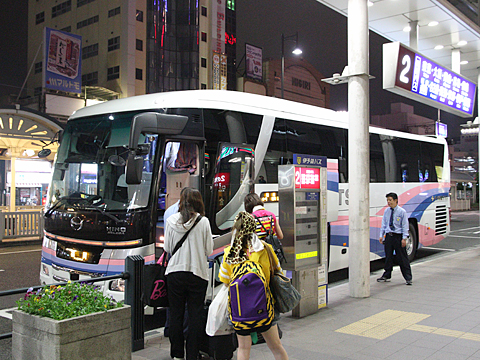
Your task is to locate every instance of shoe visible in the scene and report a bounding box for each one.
[406,280,412,285]
[173,357,184,360]
[377,276,391,282]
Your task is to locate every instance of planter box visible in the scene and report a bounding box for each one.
[12,305,131,360]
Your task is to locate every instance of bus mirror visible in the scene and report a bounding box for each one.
[128,112,188,151]
[125,152,143,184]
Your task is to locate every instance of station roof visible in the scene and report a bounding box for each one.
[317,0,480,83]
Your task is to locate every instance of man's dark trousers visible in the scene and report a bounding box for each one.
[383,233,412,281]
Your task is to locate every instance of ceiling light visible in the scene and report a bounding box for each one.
[403,26,411,32]
[428,21,439,27]
[460,60,469,65]
[434,45,444,50]
[457,40,467,46]
[367,1,373,6]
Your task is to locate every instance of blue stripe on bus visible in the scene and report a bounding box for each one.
[327,180,339,192]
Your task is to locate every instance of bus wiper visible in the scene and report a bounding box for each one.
[83,206,123,224]
[44,198,71,217]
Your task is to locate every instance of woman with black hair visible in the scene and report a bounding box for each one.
[164,188,213,360]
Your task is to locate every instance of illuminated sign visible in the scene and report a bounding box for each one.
[260,191,279,203]
[383,42,476,118]
[294,154,327,167]
[246,43,263,81]
[295,167,320,189]
[436,122,448,137]
[213,173,230,188]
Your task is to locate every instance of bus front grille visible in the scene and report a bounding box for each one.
[435,205,447,235]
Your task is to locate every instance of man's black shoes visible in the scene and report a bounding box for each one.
[406,280,412,285]
[377,276,391,282]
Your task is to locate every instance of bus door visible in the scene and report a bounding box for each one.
[209,142,255,233]
[155,140,204,248]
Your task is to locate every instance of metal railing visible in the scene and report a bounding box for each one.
[0,211,44,241]
[0,256,145,352]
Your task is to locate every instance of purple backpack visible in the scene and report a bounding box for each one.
[229,260,274,331]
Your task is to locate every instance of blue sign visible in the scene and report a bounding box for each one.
[44,27,82,94]
[384,42,476,118]
[436,122,448,138]
[293,154,327,167]
[305,192,319,201]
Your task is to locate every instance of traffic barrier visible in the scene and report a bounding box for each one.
[0,211,43,241]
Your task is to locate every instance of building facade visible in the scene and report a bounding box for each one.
[27,0,236,103]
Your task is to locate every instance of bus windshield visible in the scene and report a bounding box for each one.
[47,113,158,212]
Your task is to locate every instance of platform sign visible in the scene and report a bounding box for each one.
[436,122,448,137]
[383,42,476,118]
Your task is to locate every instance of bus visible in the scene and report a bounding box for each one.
[40,90,450,299]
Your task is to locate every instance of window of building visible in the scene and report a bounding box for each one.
[34,62,42,74]
[82,71,98,86]
[108,7,121,18]
[77,15,99,29]
[61,26,71,32]
[34,87,42,96]
[77,0,95,7]
[201,6,207,16]
[201,32,207,42]
[108,36,120,51]
[136,39,143,51]
[82,43,98,59]
[107,66,120,80]
[136,10,143,22]
[201,83,207,89]
[201,58,207,68]
[52,0,71,18]
[136,68,143,80]
[36,12,45,25]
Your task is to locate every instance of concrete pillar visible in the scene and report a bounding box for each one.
[10,157,16,212]
[409,21,419,50]
[348,0,370,298]
[452,49,461,73]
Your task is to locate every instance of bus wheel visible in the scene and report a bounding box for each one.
[406,222,417,262]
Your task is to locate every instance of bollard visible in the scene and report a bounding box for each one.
[125,255,145,352]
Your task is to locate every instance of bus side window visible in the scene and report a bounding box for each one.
[163,142,200,209]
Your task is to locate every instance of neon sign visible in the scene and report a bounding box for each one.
[295,167,320,189]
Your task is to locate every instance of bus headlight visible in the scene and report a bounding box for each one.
[109,279,125,292]
[42,264,49,276]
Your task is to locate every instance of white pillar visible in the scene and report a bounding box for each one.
[10,157,16,212]
[452,49,461,73]
[409,21,418,50]
[348,0,370,298]
[477,68,480,206]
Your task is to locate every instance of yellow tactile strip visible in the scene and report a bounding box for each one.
[336,310,430,340]
[336,310,480,342]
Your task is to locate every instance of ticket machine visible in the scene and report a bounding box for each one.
[278,154,328,317]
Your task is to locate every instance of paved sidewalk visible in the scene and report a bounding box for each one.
[134,246,480,360]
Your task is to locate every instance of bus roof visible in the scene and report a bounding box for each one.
[70,90,445,145]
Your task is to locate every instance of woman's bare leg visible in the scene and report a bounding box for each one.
[262,325,288,360]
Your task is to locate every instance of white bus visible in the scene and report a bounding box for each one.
[40,90,450,299]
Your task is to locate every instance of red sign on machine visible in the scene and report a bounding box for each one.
[294,167,320,189]
[214,173,230,188]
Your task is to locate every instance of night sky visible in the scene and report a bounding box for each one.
[0,0,472,139]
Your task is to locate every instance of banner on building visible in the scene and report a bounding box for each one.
[213,52,221,90]
[212,0,225,54]
[220,54,227,90]
[246,43,262,81]
[43,27,82,94]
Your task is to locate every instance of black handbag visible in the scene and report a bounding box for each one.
[263,241,301,313]
[143,215,202,307]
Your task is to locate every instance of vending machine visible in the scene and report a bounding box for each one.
[278,154,328,317]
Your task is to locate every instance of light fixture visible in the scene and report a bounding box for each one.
[292,48,302,55]
[403,26,411,32]
[367,1,373,6]
[428,21,439,27]
[434,45,444,50]
[457,40,467,46]
[460,60,469,65]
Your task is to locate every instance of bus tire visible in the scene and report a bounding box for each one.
[406,222,417,262]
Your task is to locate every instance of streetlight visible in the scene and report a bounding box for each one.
[460,117,480,205]
[281,33,302,99]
